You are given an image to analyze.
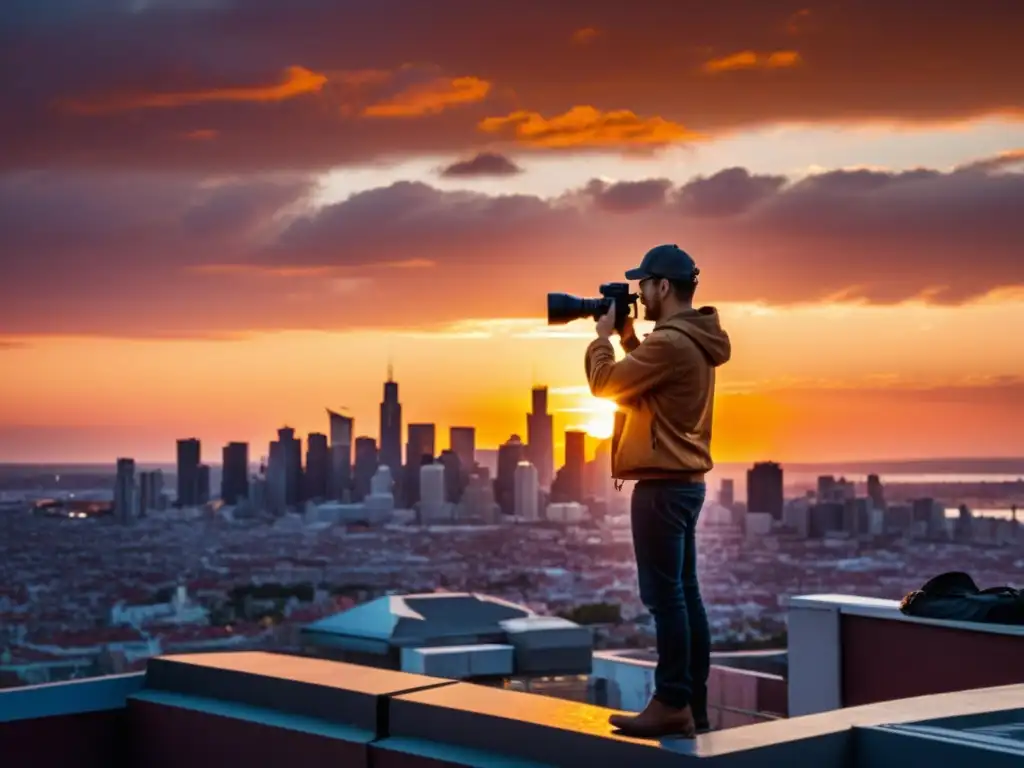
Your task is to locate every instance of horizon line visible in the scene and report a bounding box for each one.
[2,456,1023,469]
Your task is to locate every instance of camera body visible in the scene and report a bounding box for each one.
[547,282,639,332]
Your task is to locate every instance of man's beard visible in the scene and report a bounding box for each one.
[643,298,661,322]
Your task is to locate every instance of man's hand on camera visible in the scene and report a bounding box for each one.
[620,316,636,343]
[596,304,616,340]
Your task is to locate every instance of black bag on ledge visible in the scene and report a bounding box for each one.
[899,571,1024,625]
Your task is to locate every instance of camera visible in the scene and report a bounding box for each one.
[547,282,639,333]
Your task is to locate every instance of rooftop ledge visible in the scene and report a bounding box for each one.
[3,651,1024,767]
[786,593,1024,722]
[786,593,1024,637]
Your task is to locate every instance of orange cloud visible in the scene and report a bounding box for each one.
[478,106,700,148]
[702,50,802,74]
[60,66,327,115]
[571,27,601,44]
[362,76,491,118]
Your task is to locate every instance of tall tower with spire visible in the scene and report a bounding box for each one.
[379,364,402,477]
[527,386,554,489]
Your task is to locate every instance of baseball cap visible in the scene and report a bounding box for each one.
[624,244,699,282]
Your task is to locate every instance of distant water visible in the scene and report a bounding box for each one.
[866,474,1024,484]
[707,468,1023,489]
[945,508,1019,521]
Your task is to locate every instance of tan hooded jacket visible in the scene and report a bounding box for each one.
[584,307,732,481]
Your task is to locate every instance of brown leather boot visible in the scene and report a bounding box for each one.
[608,699,697,739]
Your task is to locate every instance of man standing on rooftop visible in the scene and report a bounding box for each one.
[585,244,732,738]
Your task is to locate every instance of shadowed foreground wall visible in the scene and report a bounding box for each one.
[3,649,1024,767]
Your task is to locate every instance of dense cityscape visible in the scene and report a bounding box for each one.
[2,371,1022,691]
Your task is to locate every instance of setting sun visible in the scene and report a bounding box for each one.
[578,398,618,440]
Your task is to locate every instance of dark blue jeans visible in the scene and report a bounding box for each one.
[631,480,710,715]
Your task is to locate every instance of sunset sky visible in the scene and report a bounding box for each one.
[1,1,1023,463]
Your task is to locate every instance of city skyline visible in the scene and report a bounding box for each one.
[123,378,574,472]
[1,339,1023,464]
[2,3,1023,463]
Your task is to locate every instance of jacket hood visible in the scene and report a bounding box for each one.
[657,307,731,366]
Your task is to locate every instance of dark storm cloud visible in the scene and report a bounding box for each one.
[0,0,1021,172]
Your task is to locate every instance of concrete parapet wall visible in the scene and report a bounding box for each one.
[788,594,1024,717]
[2,650,1024,767]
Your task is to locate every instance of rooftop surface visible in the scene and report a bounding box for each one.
[3,649,1024,767]
[302,591,594,678]
[304,592,537,644]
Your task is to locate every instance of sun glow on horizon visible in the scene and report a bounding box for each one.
[3,293,1024,461]
[576,398,617,440]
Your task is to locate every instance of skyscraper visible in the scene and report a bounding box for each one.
[439,449,464,503]
[276,427,303,507]
[719,478,735,508]
[266,440,286,514]
[305,433,329,501]
[747,462,784,520]
[221,442,249,504]
[402,450,435,509]
[138,469,163,514]
[526,387,554,489]
[514,461,539,522]
[419,462,446,523]
[817,475,855,503]
[406,423,435,466]
[449,426,476,471]
[912,497,945,537]
[563,430,587,504]
[176,438,201,507]
[327,409,353,447]
[462,469,497,523]
[326,409,353,500]
[588,438,613,502]
[196,465,211,505]
[114,458,136,524]
[843,497,871,537]
[495,435,525,515]
[352,436,378,502]
[379,368,402,477]
[867,474,886,510]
